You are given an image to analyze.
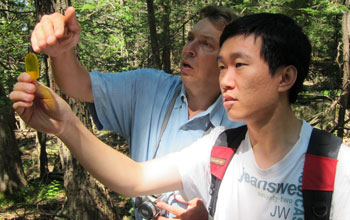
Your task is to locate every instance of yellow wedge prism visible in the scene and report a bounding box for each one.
[25,53,39,79]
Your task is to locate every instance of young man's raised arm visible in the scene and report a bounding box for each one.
[10,74,182,197]
[59,114,182,196]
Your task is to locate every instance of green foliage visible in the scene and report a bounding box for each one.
[0,178,64,219]
[73,0,147,72]
[0,0,35,95]
[0,96,12,113]
[1,0,347,92]
[0,179,64,206]
[38,180,63,200]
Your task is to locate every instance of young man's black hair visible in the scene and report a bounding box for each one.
[220,13,312,103]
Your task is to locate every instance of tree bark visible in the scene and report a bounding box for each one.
[146,0,161,69]
[161,0,172,73]
[57,89,119,220]
[32,0,54,182]
[0,82,27,194]
[36,132,48,178]
[34,0,120,219]
[337,0,350,137]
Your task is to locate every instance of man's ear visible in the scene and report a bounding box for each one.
[278,65,297,92]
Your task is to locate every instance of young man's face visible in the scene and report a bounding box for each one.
[180,18,223,94]
[218,35,282,123]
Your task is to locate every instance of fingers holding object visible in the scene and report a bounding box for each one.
[10,89,34,112]
[173,194,189,205]
[10,73,36,107]
[10,85,35,103]
[156,201,184,217]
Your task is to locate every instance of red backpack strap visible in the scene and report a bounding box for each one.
[208,126,247,217]
[302,128,342,220]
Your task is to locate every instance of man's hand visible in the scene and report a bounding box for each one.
[9,72,74,135]
[156,194,208,220]
[31,6,81,57]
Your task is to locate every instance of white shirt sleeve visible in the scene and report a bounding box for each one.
[331,143,350,219]
[168,126,226,208]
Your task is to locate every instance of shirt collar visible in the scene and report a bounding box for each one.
[207,95,226,127]
[174,84,226,127]
[174,83,187,108]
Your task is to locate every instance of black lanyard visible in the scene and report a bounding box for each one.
[152,86,181,159]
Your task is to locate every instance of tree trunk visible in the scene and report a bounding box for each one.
[161,0,172,74]
[34,0,120,219]
[36,132,48,179]
[36,55,51,179]
[33,0,54,181]
[337,0,350,137]
[0,82,27,194]
[59,99,118,219]
[146,0,161,69]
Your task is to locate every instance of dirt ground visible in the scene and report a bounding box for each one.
[0,128,131,220]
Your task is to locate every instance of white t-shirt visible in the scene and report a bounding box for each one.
[171,120,350,220]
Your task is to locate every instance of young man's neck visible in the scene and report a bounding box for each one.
[247,104,302,169]
[185,86,220,119]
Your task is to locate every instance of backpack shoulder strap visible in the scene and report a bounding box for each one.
[208,125,247,217]
[302,128,342,220]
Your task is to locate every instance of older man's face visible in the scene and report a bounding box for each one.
[180,18,223,95]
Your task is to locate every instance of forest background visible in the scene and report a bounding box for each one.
[0,0,349,219]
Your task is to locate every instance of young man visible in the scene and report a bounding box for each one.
[11,13,349,219]
[29,5,241,218]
